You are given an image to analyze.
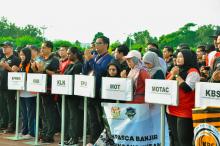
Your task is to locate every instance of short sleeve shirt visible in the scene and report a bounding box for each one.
[0,54,20,89]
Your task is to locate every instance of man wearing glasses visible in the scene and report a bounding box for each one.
[83,36,113,145]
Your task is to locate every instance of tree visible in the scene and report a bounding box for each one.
[158,23,220,50]
[195,24,216,46]
[92,32,104,42]
[133,30,156,46]
[110,40,121,51]
[53,40,73,51]
[124,36,134,49]
[15,36,42,48]
[158,23,197,49]
[74,40,81,48]
[0,17,43,39]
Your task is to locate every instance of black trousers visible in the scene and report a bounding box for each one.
[65,96,83,142]
[88,98,104,144]
[40,93,56,139]
[167,114,194,146]
[0,89,8,128]
[0,90,16,129]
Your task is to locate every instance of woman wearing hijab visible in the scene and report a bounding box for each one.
[166,49,200,146]
[121,50,150,103]
[143,51,164,79]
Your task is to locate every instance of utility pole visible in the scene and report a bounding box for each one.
[123,33,133,50]
[40,25,47,41]
[128,33,133,50]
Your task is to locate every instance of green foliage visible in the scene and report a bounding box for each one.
[92,32,104,42]
[110,40,121,51]
[195,25,215,46]
[159,23,219,50]
[0,37,14,44]
[52,40,85,52]
[123,30,157,50]
[1,17,220,54]
[133,30,157,46]
[0,17,43,49]
[0,17,43,39]
[15,36,42,48]
[53,40,73,51]
[74,40,81,48]
[124,37,134,49]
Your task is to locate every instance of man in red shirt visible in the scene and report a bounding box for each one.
[59,46,70,74]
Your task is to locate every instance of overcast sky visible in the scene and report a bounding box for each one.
[0,0,220,43]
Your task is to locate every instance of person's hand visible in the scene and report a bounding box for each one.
[1,62,11,71]
[120,70,127,78]
[170,66,179,76]
[31,62,37,72]
[212,70,220,81]
[84,49,93,61]
[11,65,19,72]
[176,75,184,84]
[36,62,45,72]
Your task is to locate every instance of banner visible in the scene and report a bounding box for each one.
[145,79,178,106]
[100,103,170,146]
[8,72,26,90]
[195,82,220,107]
[102,77,133,101]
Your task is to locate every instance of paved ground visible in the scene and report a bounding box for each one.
[0,132,85,146]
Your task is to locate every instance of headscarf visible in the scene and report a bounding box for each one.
[127,56,147,86]
[178,49,199,80]
[143,51,162,78]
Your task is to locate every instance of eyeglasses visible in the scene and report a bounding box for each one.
[95,42,104,46]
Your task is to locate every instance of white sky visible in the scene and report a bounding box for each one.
[0,0,220,43]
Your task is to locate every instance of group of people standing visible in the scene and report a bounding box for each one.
[0,29,220,146]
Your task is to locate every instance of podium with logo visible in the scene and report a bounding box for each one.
[193,82,220,145]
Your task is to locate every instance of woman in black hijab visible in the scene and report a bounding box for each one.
[166,49,200,146]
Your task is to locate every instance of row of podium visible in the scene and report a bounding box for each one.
[8,72,220,107]
[6,72,220,146]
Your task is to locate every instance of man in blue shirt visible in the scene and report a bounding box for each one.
[83,36,113,145]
